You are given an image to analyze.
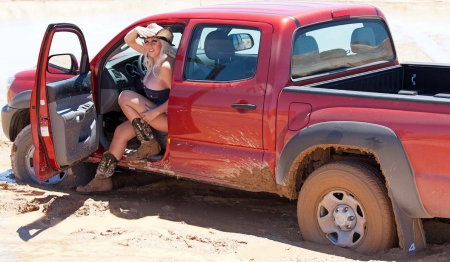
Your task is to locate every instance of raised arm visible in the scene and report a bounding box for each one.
[124,26,154,54]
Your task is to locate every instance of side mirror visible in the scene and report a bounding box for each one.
[229,33,254,51]
[47,54,79,74]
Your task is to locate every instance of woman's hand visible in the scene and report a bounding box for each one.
[140,104,160,124]
[125,26,154,52]
[134,26,154,39]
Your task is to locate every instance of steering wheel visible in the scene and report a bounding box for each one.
[138,54,147,79]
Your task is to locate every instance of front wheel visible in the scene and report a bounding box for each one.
[11,125,70,186]
[297,161,396,254]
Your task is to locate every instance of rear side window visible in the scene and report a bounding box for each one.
[291,19,394,79]
[184,25,261,82]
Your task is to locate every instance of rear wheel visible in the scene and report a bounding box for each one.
[297,160,396,253]
[11,125,71,186]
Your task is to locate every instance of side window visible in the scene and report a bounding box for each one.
[103,24,183,81]
[184,25,261,81]
[108,25,183,62]
[291,19,394,79]
[47,32,83,74]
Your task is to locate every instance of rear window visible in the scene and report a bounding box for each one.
[291,19,394,79]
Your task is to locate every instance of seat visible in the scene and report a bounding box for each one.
[320,48,347,60]
[293,35,320,64]
[350,27,376,54]
[185,37,211,80]
[204,30,245,81]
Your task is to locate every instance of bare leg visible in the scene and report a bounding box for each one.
[76,91,165,192]
[76,118,146,193]
[108,121,136,160]
[118,90,149,119]
[118,90,168,132]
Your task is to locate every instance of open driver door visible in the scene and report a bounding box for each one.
[30,23,99,182]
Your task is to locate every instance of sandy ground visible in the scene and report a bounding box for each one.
[1,0,450,261]
[1,130,450,262]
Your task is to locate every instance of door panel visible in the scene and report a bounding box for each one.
[47,74,97,166]
[30,23,97,182]
[169,20,272,188]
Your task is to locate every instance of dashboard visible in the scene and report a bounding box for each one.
[99,53,144,114]
[102,53,143,91]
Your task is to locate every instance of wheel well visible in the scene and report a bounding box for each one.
[284,145,386,199]
[10,108,30,141]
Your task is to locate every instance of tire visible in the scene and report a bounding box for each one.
[297,160,396,254]
[10,109,30,142]
[11,124,71,186]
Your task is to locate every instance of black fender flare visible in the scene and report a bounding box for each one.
[277,121,430,253]
[2,90,31,140]
[9,90,31,109]
[277,121,430,219]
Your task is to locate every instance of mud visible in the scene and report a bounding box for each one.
[280,144,382,199]
[222,165,279,194]
[281,145,332,199]
[2,177,450,261]
[118,229,248,254]
[0,182,41,215]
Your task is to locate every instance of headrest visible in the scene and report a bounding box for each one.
[204,30,235,61]
[351,27,376,53]
[293,35,320,62]
[294,35,319,54]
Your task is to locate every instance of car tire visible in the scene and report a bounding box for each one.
[297,160,396,254]
[10,124,95,188]
[10,109,30,142]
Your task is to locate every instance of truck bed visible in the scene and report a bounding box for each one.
[307,62,450,98]
[281,62,450,218]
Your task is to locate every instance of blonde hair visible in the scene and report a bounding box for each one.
[142,39,175,82]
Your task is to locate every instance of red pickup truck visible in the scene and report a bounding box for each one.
[4,1,450,255]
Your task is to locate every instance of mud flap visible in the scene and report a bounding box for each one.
[391,196,427,254]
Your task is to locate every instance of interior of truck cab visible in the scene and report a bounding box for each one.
[96,24,184,159]
[184,26,260,81]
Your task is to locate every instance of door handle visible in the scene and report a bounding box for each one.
[231,103,257,110]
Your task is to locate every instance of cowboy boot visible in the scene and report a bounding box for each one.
[126,118,161,161]
[76,152,117,193]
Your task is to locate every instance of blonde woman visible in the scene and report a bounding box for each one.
[77,23,175,193]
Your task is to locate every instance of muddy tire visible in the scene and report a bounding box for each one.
[297,160,396,254]
[11,125,72,187]
[10,109,30,142]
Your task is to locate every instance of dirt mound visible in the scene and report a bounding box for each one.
[1,178,450,261]
[42,196,110,218]
[119,229,248,254]
[0,182,43,216]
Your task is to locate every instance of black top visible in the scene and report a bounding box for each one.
[144,87,170,106]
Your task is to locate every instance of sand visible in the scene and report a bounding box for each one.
[1,132,450,261]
